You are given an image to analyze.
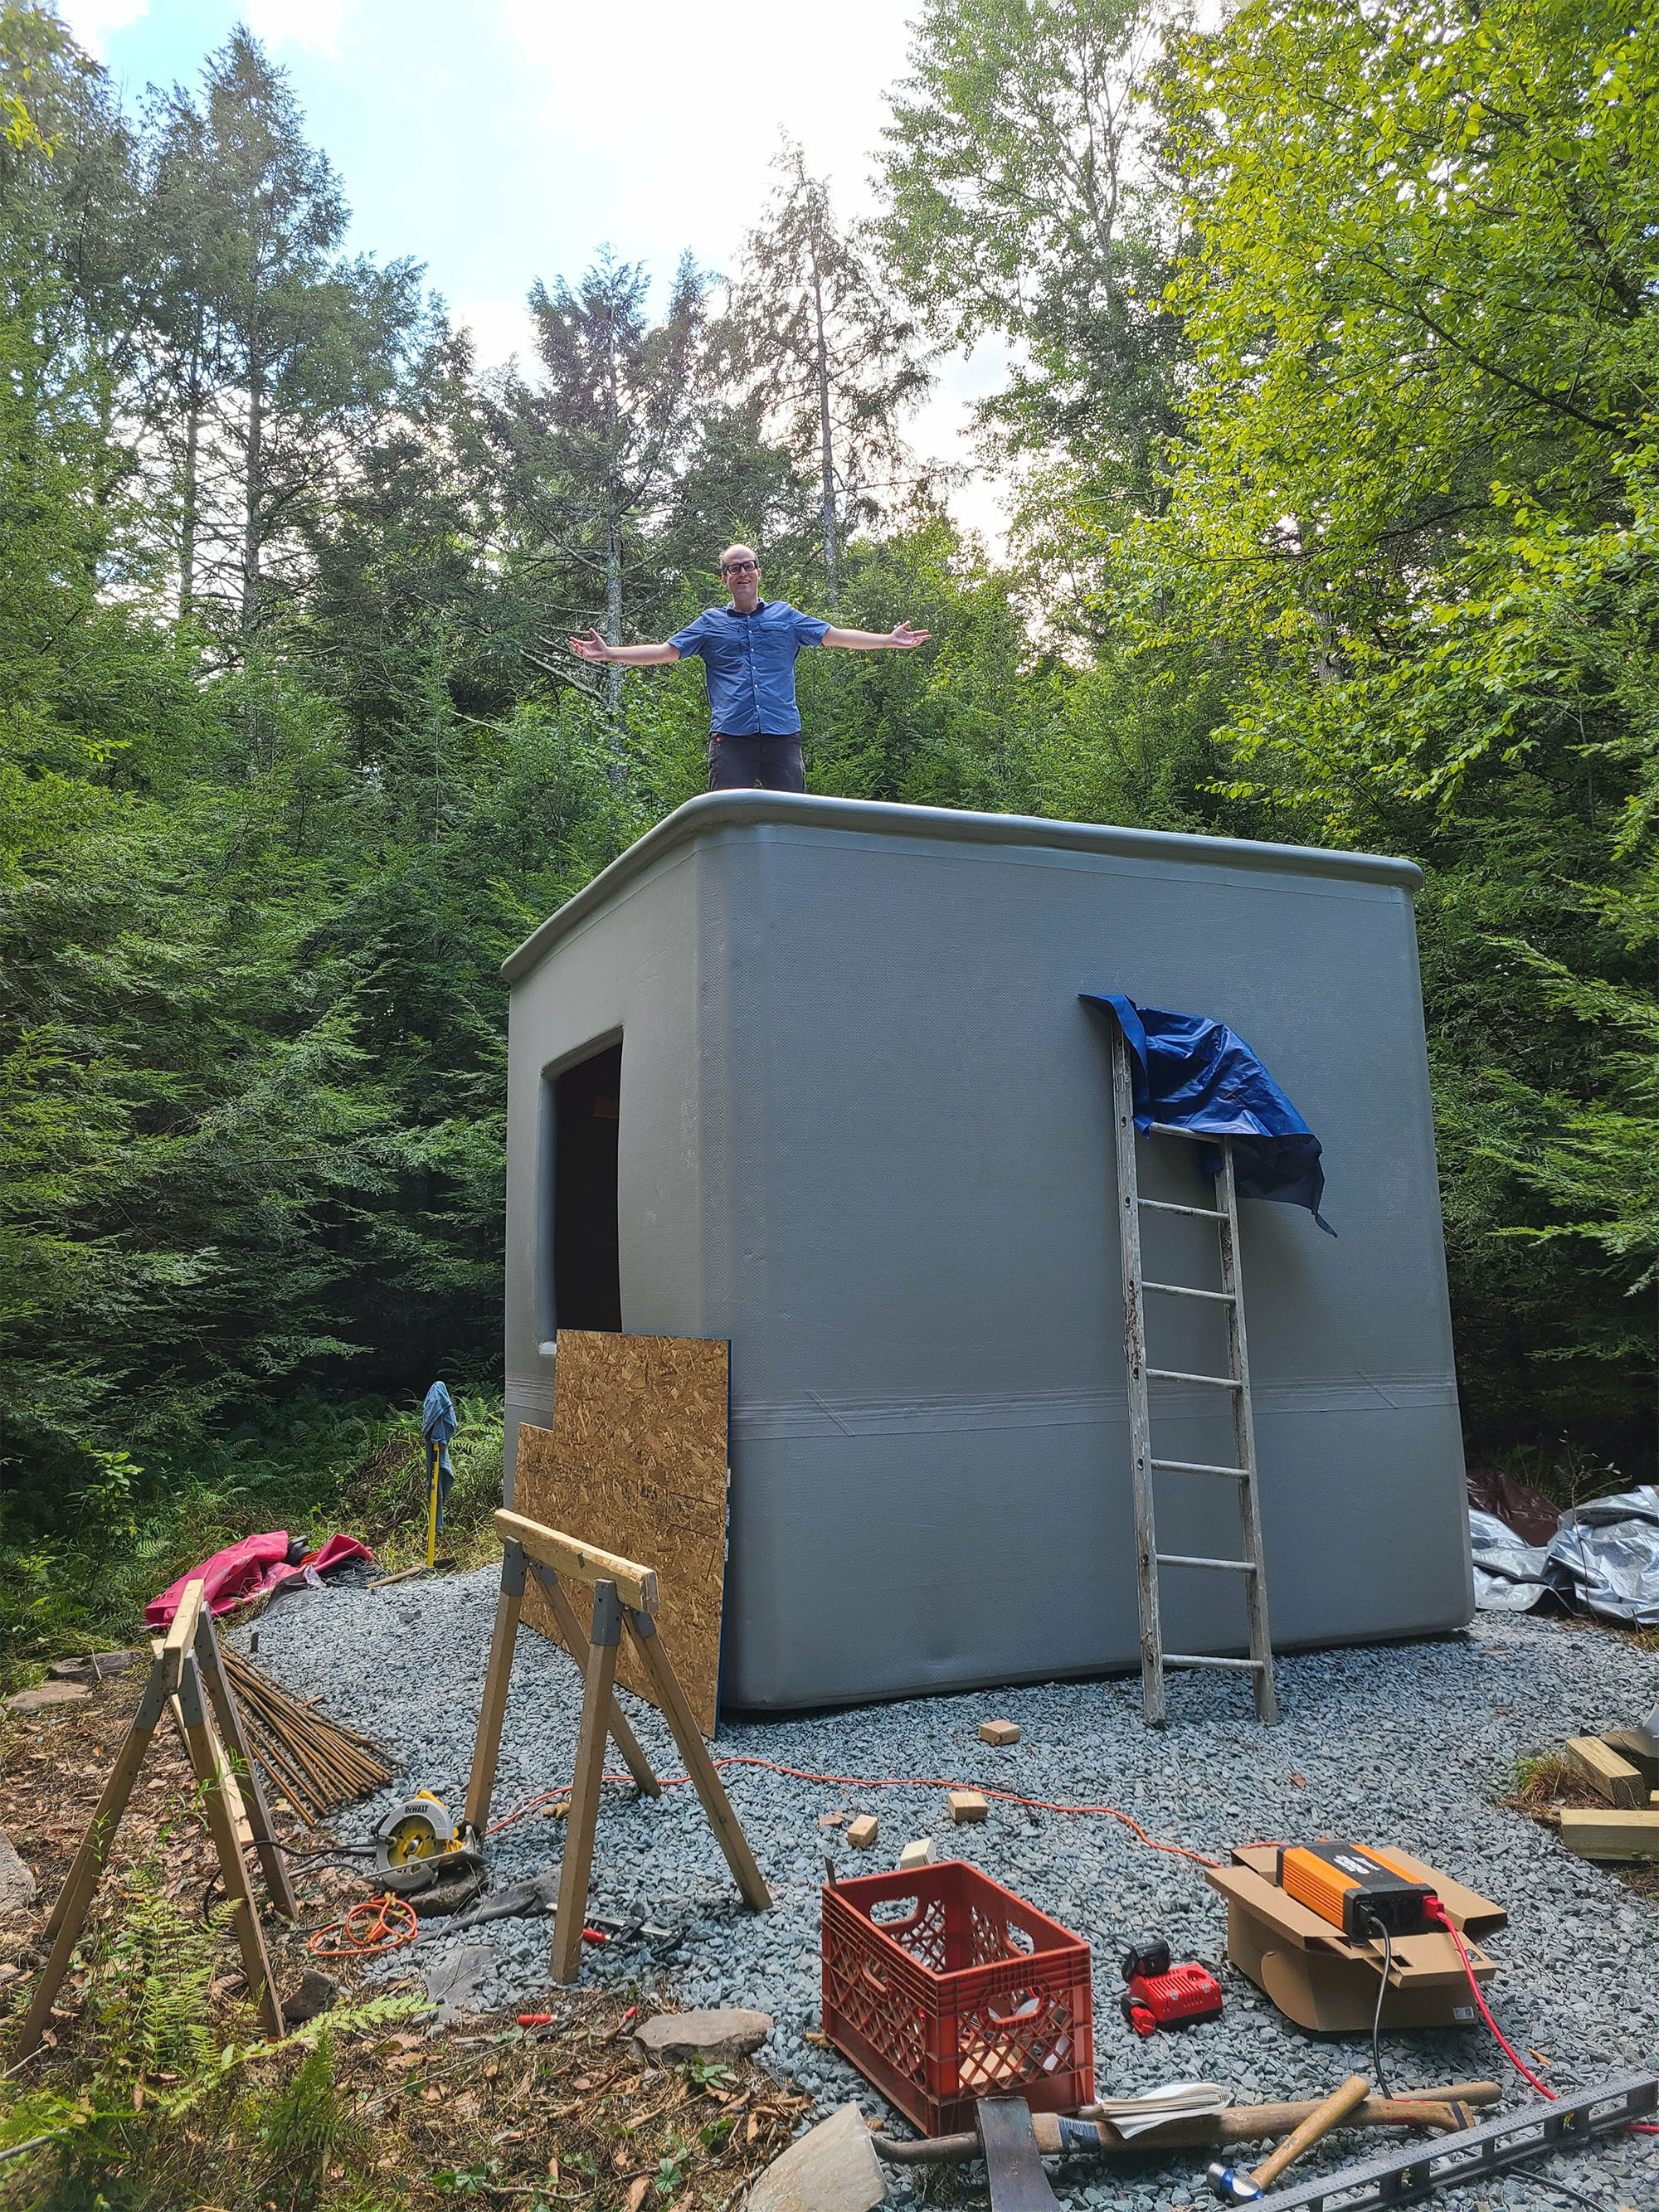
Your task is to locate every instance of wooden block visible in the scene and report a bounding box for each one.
[513,1331,728,1736]
[949,1789,990,1824]
[846,1816,878,1850]
[979,1719,1021,1747]
[494,1510,658,1614]
[1558,1808,1659,1860]
[1564,1737,1644,1807]
[161,1579,207,1689]
[1602,1731,1659,1788]
[898,1837,935,1871]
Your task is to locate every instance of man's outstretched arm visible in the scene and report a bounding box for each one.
[569,629,680,666]
[822,622,931,651]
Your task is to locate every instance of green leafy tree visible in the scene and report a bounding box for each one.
[877,0,1186,527]
[1131,0,1659,1466]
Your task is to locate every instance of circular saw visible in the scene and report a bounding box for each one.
[372,1791,484,1896]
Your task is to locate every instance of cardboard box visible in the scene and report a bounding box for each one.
[1205,1845,1506,2033]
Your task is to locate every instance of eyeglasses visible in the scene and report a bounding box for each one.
[721,560,759,575]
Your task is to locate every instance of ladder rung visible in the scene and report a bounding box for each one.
[1146,1122,1214,1142]
[1143,1281,1235,1304]
[1156,1553,1256,1573]
[1138,1198,1223,1221]
[1146,1367,1243,1388]
[1151,1457,1248,1478]
[1162,1653,1266,1672]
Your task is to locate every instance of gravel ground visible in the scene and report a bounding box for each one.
[235,1575,1659,2210]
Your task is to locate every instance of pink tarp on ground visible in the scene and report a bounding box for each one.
[144,1531,372,1627]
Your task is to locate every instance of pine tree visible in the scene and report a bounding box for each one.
[492,251,710,746]
[139,30,426,644]
[727,141,932,610]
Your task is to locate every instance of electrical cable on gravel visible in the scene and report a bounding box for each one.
[486,1757,1223,1866]
[1426,1901,1659,2138]
[1506,2169,1623,2212]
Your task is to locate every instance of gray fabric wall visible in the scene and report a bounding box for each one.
[503,794,1472,1712]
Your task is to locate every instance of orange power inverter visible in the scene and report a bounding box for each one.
[1275,1843,1438,1938]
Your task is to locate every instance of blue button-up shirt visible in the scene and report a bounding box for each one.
[668,600,830,736]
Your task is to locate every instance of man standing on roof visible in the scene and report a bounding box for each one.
[568,544,930,792]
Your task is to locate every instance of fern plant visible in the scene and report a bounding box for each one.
[86,1855,228,2080]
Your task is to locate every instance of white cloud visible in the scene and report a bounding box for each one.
[500,0,895,251]
[454,296,538,374]
[56,0,149,56]
[241,0,352,54]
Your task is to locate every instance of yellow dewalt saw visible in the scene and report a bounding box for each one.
[372,1791,485,1898]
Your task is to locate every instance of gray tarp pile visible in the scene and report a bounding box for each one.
[1469,1485,1659,1628]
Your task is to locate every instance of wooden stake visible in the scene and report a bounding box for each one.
[527,1558,660,1799]
[552,1581,623,1985]
[625,1607,771,1912]
[464,1543,528,1833]
[177,1655,285,2039]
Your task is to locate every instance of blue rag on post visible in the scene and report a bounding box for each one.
[1082,993,1335,1234]
[421,1378,457,1477]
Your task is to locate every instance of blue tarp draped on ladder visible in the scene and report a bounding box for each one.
[1082,992,1335,1233]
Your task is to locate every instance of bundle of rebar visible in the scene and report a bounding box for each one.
[220,1646,396,1826]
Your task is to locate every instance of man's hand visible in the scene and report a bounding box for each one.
[822,621,933,651]
[567,631,679,667]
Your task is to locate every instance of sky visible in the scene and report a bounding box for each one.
[61,0,1014,552]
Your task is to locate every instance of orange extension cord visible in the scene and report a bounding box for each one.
[485,1771,1659,2137]
[485,1753,1219,1867]
[308,1891,420,1957]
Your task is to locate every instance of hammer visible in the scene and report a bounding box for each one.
[1208,2073,1371,2203]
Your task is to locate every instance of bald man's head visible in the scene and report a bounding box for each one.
[720,544,761,610]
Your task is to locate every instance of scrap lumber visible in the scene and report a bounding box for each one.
[1558,1807,1659,1860]
[1564,1737,1645,1807]
[979,1719,1021,1747]
[219,1647,395,1826]
[846,1816,878,1850]
[1602,1730,1659,1790]
[948,1789,990,1823]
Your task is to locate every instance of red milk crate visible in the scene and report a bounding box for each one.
[820,1860,1093,2137]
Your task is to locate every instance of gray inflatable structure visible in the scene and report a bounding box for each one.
[501,792,1472,1712]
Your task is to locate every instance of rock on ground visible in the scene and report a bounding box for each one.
[6,1681,90,1714]
[633,2005,772,2064]
[234,1571,1659,2212]
[745,2102,886,2212]
[0,1826,37,1913]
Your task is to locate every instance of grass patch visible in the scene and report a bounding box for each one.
[1,1393,506,1690]
[1501,1746,1659,1908]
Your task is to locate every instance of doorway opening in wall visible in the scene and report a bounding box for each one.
[553,1040,622,1333]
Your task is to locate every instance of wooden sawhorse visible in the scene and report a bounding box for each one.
[465,1509,771,1983]
[13,1578,294,2059]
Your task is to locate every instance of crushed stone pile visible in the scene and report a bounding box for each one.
[235,1570,1659,2211]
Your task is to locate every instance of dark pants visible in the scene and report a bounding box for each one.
[708,732,806,792]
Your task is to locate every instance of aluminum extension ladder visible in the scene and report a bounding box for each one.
[1109,1020,1278,1727]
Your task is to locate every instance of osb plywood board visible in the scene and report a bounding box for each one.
[516,1332,729,1738]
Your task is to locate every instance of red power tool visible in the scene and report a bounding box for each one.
[1120,1937,1224,2037]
